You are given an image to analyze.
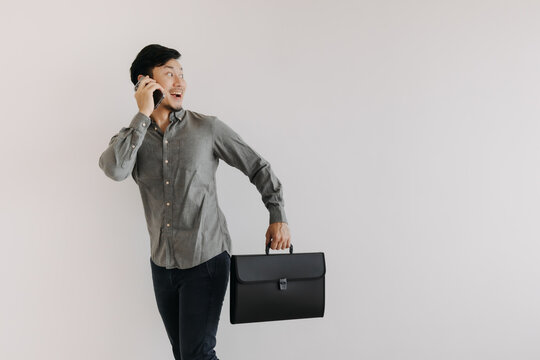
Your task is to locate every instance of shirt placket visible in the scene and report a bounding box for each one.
[157,122,174,266]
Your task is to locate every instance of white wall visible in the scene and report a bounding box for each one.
[1,0,539,359]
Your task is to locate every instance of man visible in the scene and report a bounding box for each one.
[98,43,291,360]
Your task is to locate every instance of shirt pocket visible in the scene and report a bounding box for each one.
[136,143,163,184]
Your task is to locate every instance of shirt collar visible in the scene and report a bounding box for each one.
[150,108,186,126]
[171,108,186,122]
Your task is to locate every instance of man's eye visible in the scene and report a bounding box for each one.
[167,72,183,78]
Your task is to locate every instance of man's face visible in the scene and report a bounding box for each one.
[151,58,186,112]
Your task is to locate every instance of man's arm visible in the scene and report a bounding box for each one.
[212,117,291,249]
[98,112,150,181]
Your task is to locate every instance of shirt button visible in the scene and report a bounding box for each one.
[166,202,170,206]
[165,180,170,185]
[142,123,146,127]
[165,160,169,164]
[165,140,168,144]
[155,127,158,130]
[131,145,135,148]
[166,223,170,227]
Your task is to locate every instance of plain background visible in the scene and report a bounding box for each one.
[1,0,539,359]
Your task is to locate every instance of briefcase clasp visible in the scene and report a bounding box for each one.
[279,278,287,290]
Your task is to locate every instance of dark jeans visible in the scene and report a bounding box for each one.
[150,251,231,360]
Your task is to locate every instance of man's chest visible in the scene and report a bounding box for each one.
[135,125,216,180]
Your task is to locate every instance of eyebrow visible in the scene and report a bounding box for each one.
[163,65,183,72]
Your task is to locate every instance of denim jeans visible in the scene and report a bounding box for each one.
[150,250,231,360]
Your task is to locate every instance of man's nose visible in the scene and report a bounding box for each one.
[174,75,184,85]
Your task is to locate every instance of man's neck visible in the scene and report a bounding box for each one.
[150,108,171,128]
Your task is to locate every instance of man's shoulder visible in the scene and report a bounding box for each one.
[185,109,218,124]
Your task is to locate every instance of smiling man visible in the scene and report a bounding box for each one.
[98,44,291,360]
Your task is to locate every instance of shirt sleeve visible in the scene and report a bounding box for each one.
[212,117,288,225]
[98,112,151,181]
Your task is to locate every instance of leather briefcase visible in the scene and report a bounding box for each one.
[230,243,326,324]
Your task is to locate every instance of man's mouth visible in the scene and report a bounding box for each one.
[169,90,183,99]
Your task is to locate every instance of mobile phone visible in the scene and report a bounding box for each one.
[134,76,165,110]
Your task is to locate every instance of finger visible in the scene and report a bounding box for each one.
[143,81,156,91]
[136,76,153,89]
[284,233,290,247]
[135,79,152,94]
[274,236,282,250]
[142,83,164,96]
[137,74,151,82]
[147,82,166,93]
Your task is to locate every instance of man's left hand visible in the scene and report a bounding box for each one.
[265,222,291,250]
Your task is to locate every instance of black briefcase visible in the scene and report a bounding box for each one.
[230,243,325,324]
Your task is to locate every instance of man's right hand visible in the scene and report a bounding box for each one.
[135,75,166,117]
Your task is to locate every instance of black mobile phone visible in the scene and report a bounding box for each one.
[134,76,165,110]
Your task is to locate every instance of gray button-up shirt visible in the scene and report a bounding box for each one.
[99,108,287,269]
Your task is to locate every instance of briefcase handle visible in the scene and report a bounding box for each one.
[265,242,294,255]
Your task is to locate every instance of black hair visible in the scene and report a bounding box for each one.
[129,44,181,85]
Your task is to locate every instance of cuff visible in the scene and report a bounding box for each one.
[269,205,288,225]
[129,112,151,133]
